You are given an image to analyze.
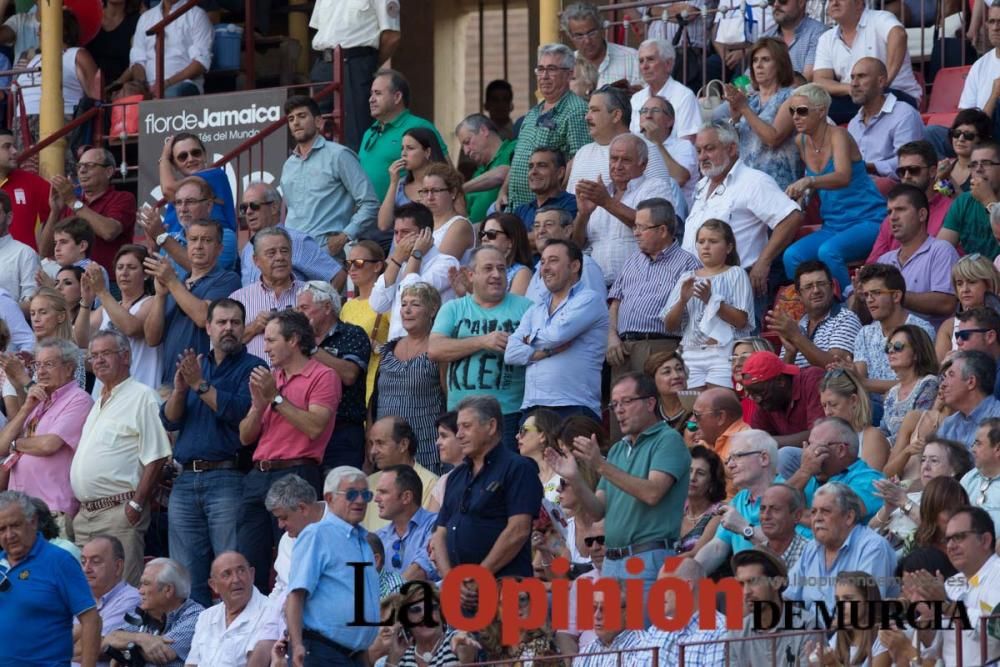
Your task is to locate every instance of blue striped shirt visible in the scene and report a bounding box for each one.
[762,17,828,74]
[637,612,730,666]
[575,631,649,667]
[241,227,342,285]
[608,242,700,335]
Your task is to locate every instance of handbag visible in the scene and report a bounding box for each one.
[697,79,726,120]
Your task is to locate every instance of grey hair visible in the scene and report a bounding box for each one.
[700,120,740,147]
[400,282,442,319]
[456,113,499,136]
[36,336,80,365]
[302,280,342,316]
[814,482,864,526]
[560,3,603,32]
[792,83,832,110]
[812,415,860,458]
[252,226,292,255]
[85,147,116,169]
[535,205,573,227]
[264,474,317,512]
[246,181,282,207]
[609,133,648,165]
[639,38,676,63]
[952,349,998,395]
[0,490,37,521]
[592,85,632,121]
[456,395,503,438]
[767,483,806,513]
[147,557,191,600]
[730,429,779,474]
[91,329,130,353]
[635,198,677,237]
[324,466,367,496]
[646,95,675,118]
[538,43,575,70]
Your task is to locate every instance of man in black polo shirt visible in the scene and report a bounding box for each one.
[431,394,542,596]
[296,280,371,471]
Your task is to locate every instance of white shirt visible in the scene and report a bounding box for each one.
[70,377,172,501]
[130,4,213,92]
[91,297,162,395]
[960,49,1000,111]
[566,140,687,216]
[18,49,86,115]
[4,6,38,60]
[586,175,679,285]
[814,8,922,101]
[186,587,271,667]
[630,78,702,140]
[588,41,642,88]
[936,554,1000,666]
[662,134,700,207]
[368,245,458,341]
[0,287,34,352]
[0,233,38,301]
[310,0,401,50]
[683,159,800,269]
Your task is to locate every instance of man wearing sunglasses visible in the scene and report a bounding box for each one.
[239,183,345,291]
[938,142,1000,259]
[938,350,1000,448]
[954,307,1000,399]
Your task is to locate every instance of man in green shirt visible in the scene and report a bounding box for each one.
[939,143,1000,259]
[457,114,515,223]
[428,246,532,451]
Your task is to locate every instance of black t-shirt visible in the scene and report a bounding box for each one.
[88,12,141,87]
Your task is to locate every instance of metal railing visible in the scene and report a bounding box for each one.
[463,645,660,665]
[677,627,826,666]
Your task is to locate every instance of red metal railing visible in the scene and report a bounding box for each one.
[463,645,660,665]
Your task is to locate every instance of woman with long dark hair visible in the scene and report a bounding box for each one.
[377,127,451,233]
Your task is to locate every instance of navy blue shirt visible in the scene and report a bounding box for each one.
[436,442,543,578]
[513,191,578,231]
[319,321,371,425]
[0,534,95,665]
[161,265,242,384]
[161,346,267,463]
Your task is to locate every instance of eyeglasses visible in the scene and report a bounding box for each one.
[391,538,403,569]
[174,148,204,162]
[33,360,65,371]
[638,107,668,115]
[535,66,572,76]
[85,350,122,362]
[175,197,209,208]
[944,529,982,545]
[884,340,908,354]
[798,280,830,293]
[956,328,993,342]
[417,187,450,197]
[77,161,109,171]
[238,201,273,213]
[725,450,763,465]
[978,479,997,505]
[335,488,374,503]
[406,601,438,616]
[607,395,653,411]
[569,26,602,41]
[860,288,896,301]
[633,223,664,233]
[690,409,720,422]
[895,165,927,178]
[789,106,813,117]
[481,229,508,241]
[583,535,606,547]
[518,424,540,435]
[969,159,1000,171]
[345,258,380,270]
[951,130,979,141]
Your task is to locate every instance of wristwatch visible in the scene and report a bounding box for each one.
[72,200,85,211]
[271,394,285,409]
[742,525,755,540]
[127,500,143,513]
[411,249,424,260]
[155,232,170,247]
[195,381,210,395]
[903,500,914,514]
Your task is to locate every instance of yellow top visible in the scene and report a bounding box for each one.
[341,296,390,403]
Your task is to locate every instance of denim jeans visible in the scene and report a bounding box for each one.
[168,469,244,607]
[602,547,674,629]
[782,222,881,296]
[164,81,200,98]
[238,464,322,593]
[302,635,362,667]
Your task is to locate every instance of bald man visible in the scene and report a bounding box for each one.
[691,388,748,497]
[847,57,925,179]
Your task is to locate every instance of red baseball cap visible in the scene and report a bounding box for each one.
[741,351,800,385]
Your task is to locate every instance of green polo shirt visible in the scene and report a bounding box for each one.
[942,191,1000,259]
[359,109,449,200]
[466,139,516,223]
[598,421,691,549]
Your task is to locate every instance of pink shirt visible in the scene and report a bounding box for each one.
[9,382,94,513]
[866,193,954,263]
[254,359,342,463]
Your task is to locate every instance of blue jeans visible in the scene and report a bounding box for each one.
[164,81,200,98]
[501,412,522,451]
[302,635,362,667]
[238,464,322,593]
[783,222,881,296]
[168,469,244,607]
[602,547,673,629]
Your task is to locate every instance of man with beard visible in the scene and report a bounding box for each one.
[160,298,267,607]
[280,96,379,260]
[759,0,827,80]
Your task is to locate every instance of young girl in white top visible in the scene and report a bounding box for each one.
[662,219,754,389]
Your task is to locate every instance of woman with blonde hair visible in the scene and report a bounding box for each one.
[341,240,390,403]
[819,368,890,470]
[421,162,475,264]
[935,253,1000,360]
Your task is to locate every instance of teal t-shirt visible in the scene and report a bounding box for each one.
[431,293,532,414]
[942,191,1000,259]
[359,109,448,200]
[466,139,516,223]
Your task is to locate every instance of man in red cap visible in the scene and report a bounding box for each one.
[742,351,825,449]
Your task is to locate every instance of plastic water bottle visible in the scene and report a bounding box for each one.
[732,74,752,92]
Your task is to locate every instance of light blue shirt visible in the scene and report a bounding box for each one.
[961,467,1000,532]
[288,512,379,651]
[525,255,607,305]
[281,135,379,242]
[717,474,810,552]
[802,458,885,526]
[940,395,1000,449]
[847,94,926,178]
[784,524,898,614]
[505,281,609,415]
[241,226,343,285]
[375,507,439,582]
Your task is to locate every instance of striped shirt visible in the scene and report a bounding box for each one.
[574,631,649,667]
[762,17,829,73]
[781,532,809,570]
[662,265,754,345]
[592,41,642,88]
[229,279,305,362]
[637,612,729,666]
[609,242,701,336]
[790,303,862,368]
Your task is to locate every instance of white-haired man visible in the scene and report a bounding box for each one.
[628,38,701,141]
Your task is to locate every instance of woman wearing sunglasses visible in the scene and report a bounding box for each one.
[341,241,390,404]
[157,132,237,237]
[516,408,563,502]
[819,368,890,471]
[935,109,992,196]
[376,127,451,233]
[934,253,1000,360]
[782,83,887,295]
[477,213,533,295]
[378,587,479,666]
[420,163,475,264]
[879,324,939,444]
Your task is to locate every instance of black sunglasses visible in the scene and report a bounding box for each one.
[789,106,812,117]
[884,340,908,354]
[481,229,508,241]
[956,328,993,342]
[895,165,926,178]
[951,130,978,141]
[174,148,204,162]
[584,535,606,547]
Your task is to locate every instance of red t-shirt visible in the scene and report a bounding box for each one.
[83,187,138,273]
[254,359,343,463]
[749,366,826,437]
[1,169,51,250]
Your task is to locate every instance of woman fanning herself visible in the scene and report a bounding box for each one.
[663,220,754,389]
[782,84,887,294]
[377,127,450,232]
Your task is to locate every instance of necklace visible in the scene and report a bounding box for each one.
[416,635,445,663]
[807,126,827,154]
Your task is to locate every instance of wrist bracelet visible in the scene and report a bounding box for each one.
[389,257,403,267]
